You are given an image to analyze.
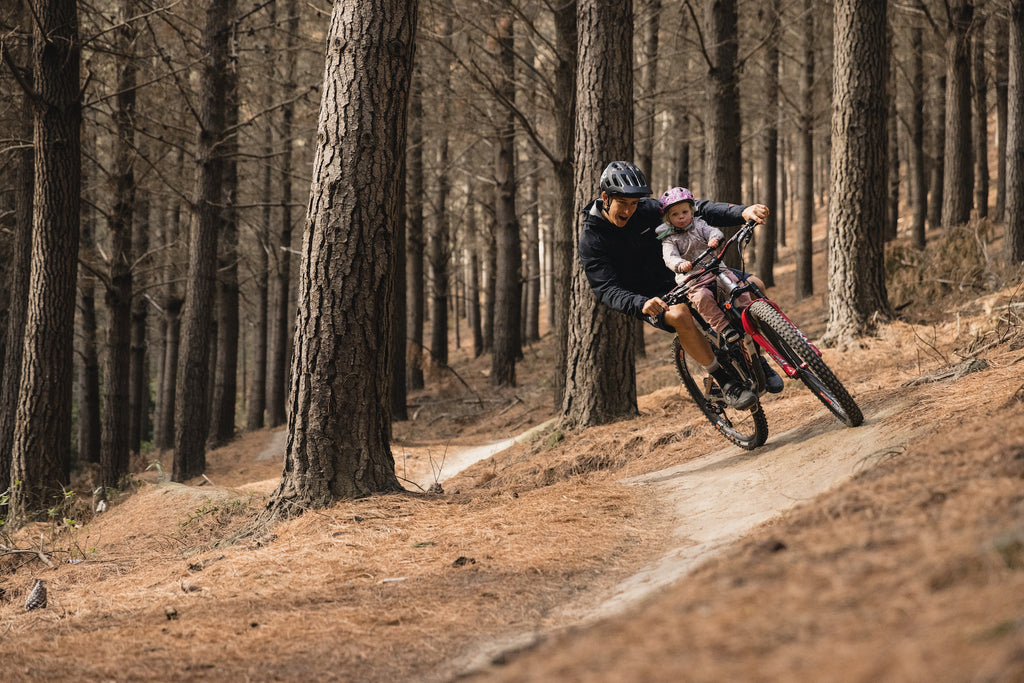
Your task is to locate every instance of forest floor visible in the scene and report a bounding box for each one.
[2,217,1024,682]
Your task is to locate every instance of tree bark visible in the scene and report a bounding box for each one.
[704,0,741,203]
[10,0,81,515]
[994,18,1009,222]
[264,0,416,515]
[561,0,638,429]
[824,0,891,345]
[1007,0,1024,263]
[756,0,780,288]
[173,0,235,482]
[795,0,815,300]
[405,67,425,390]
[927,73,946,229]
[941,0,974,228]
[973,18,989,218]
[492,12,521,387]
[910,26,927,250]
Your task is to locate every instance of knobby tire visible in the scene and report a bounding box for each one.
[672,338,769,450]
[747,300,864,427]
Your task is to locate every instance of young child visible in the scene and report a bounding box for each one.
[656,186,752,345]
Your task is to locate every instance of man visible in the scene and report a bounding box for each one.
[578,160,782,408]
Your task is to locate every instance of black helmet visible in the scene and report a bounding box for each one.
[599,161,651,198]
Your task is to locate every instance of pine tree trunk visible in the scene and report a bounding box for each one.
[561,0,638,430]
[704,0,741,203]
[1006,0,1024,263]
[174,0,234,482]
[0,65,34,494]
[824,0,891,345]
[405,68,425,390]
[795,0,815,300]
[941,0,974,228]
[756,0,780,288]
[549,0,576,409]
[263,0,416,515]
[910,26,927,250]
[10,0,81,514]
[492,12,521,387]
[973,19,989,218]
[129,191,150,453]
[995,21,1009,223]
[267,0,299,427]
[927,73,946,229]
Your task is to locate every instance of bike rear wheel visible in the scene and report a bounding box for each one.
[672,338,769,450]
[747,300,864,427]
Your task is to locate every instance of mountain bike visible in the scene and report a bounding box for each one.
[664,219,863,450]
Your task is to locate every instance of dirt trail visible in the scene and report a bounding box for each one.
[447,392,926,676]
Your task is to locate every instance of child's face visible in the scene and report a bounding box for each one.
[666,202,694,230]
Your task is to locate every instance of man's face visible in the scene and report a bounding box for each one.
[601,193,641,228]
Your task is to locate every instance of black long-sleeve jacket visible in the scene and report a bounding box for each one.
[578,197,747,321]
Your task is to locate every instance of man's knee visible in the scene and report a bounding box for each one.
[664,303,693,328]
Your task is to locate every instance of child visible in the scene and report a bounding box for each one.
[656,186,753,345]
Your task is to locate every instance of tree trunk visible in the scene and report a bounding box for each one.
[973,18,989,218]
[635,0,660,178]
[154,149,185,451]
[211,28,240,448]
[561,0,638,429]
[927,73,946,229]
[174,0,234,482]
[795,0,815,300]
[0,59,34,496]
[756,0,780,288]
[10,0,81,515]
[129,190,150,454]
[406,67,425,390]
[391,155,408,421]
[941,0,974,228]
[267,0,299,428]
[429,20,453,372]
[263,0,416,516]
[549,0,576,408]
[995,19,1009,223]
[824,0,891,345]
[1007,0,1024,263]
[101,0,137,490]
[492,12,521,387]
[910,26,927,250]
[704,0,741,203]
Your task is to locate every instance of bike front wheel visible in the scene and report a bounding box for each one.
[672,338,769,450]
[747,300,864,427]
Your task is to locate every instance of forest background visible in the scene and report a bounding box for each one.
[0,0,1022,522]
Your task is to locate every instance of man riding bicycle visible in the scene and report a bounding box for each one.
[578,160,782,408]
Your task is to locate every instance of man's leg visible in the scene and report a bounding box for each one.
[665,304,755,408]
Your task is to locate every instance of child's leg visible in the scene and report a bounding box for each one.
[688,286,731,334]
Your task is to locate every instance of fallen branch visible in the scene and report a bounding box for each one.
[0,542,55,569]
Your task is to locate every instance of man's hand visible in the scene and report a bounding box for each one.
[642,297,669,317]
[741,203,769,223]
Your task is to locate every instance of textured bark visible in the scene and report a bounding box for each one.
[267,0,299,427]
[973,19,989,218]
[927,73,946,229]
[755,0,780,288]
[391,159,408,422]
[0,62,34,494]
[263,0,416,514]
[1007,0,1024,263]
[823,0,891,345]
[211,32,240,448]
[941,0,974,228]
[704,0,741,204]
[795,0,815,299]
[247,5,275,432]
[129,191,150,453]
[635,0,660,179]
[405,68,425,390]
[910,27,927,250]
[429,20,453,370]
[561,0,638,429]
[549,0,576,408]
[100,0,137,490]
[173,0,234,482]
[995,20,1009,222]
[10,0,81,514]
[492,12,521,388]
[521,32,541,346]
[154,149,185,451]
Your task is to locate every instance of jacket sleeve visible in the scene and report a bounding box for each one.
[579,233,648,319]
[662,237,685,274]
[695,221,725,246]
[693,199,746,227]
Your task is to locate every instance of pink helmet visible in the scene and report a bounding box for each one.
[658,186,694,213]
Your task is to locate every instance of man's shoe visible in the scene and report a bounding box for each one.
[721,381,757,410]
[761,357,784,393]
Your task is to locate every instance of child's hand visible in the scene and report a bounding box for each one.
[677,260,692,273]
[708,238,720,249]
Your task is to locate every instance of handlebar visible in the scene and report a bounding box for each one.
[664,219,758,306]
